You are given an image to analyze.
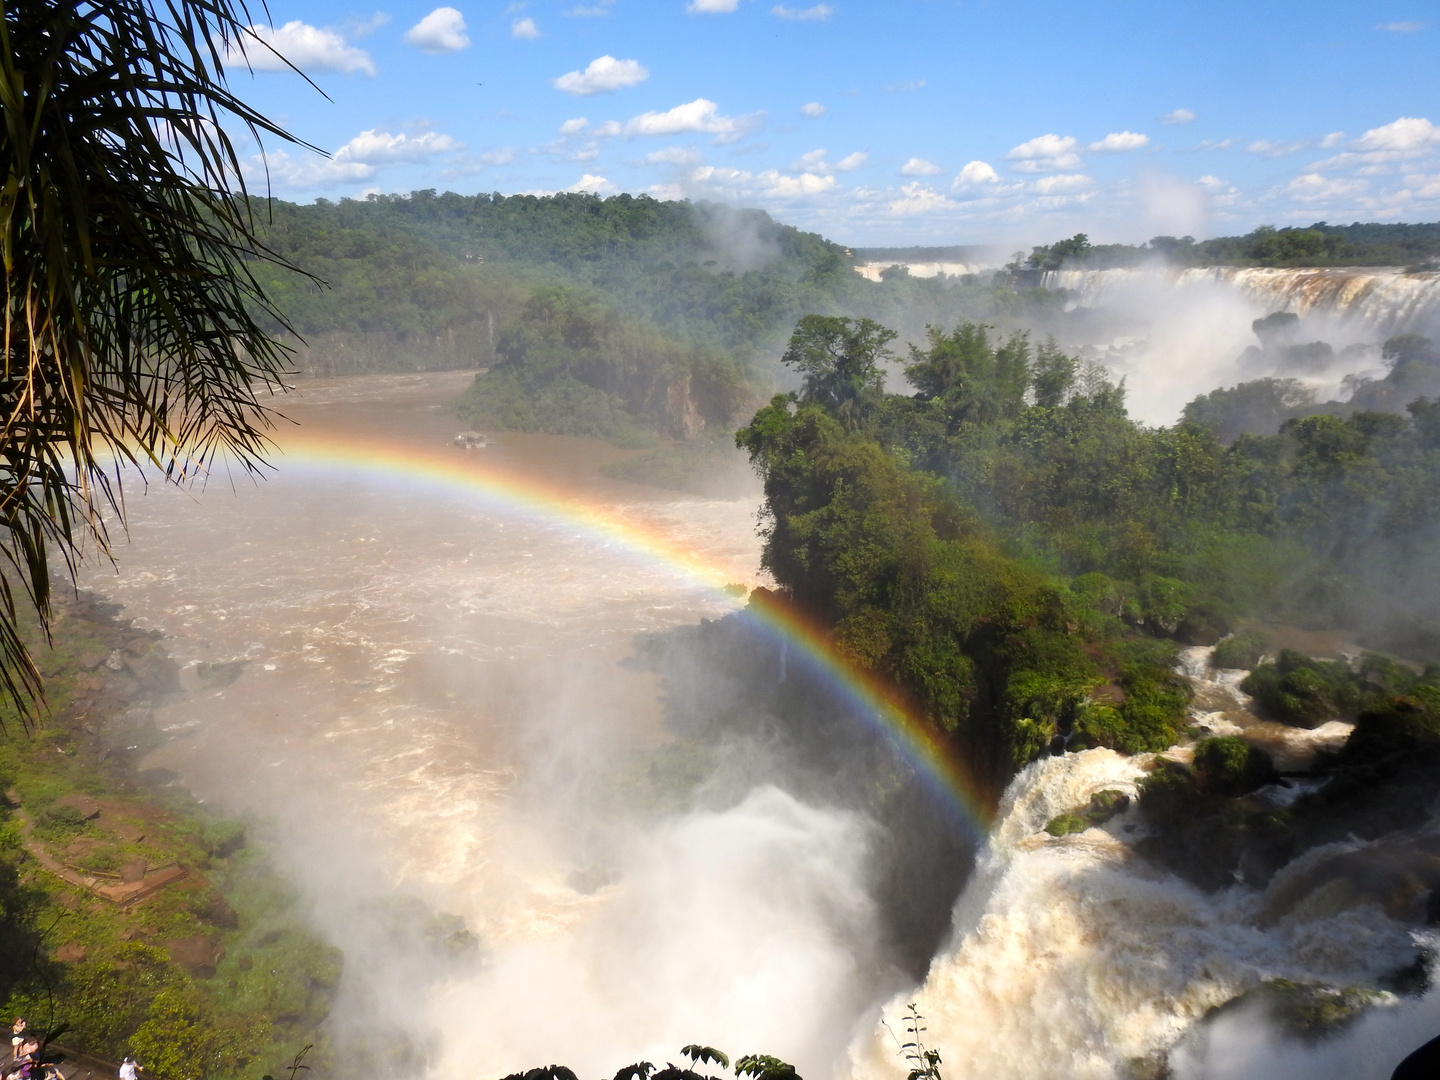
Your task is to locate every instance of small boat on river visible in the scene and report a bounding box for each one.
[453,431,488,449]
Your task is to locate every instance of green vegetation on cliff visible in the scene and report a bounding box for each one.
[0,599,339,1080]
[737,313,1440,796]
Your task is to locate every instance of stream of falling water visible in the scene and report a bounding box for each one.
[848,648,1440,1080]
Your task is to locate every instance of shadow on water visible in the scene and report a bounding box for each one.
[626,610,976,981]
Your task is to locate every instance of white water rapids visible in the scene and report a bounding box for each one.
[75,371,1439,1079]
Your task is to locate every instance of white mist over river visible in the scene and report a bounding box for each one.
[75,371,1440,1080]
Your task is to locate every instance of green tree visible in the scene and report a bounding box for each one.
[1,0,312,712]
[781,314,896,430]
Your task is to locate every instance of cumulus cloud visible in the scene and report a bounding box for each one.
[511,17,541,38]
[1353,116,1440,152]
[554,55,650,95]
[954,160,999,186]
[246,127,462,188]
[1377,20,1424,31]
[1032,172,1093,194]
[788,149,865,175]
[558,117,589,135]
[229,21,376,75]
[900,157,942,176]
[889,182,955,215]
[612,98,762,143]
[687,0,739,11]
[772,4,834,19]
[761,170,835,196]
[1088,131,1148,153]
[1287,173,1368,202]
[1320,131,1346,148]
[1005,133,1081,172]
[1247,138,1305,157]
[645,146,705,166]
[800,102,826,118]
[567,173,613,192]
[404,8,470,53]
[333,129,462,165]
[1162,108,1196,125]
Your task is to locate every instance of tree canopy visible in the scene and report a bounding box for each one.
[0,0,312,712]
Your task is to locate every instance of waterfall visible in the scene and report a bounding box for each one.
[846,650,1434,1080]
[1041,267,1440,340]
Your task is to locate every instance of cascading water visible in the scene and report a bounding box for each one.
[1041,267,1440,341]
[846,648,1437,1080]
[1024,266,1440,424]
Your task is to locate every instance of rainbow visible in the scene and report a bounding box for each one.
[277,428,996,840]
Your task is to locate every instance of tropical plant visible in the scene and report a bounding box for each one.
[0,0,316,716]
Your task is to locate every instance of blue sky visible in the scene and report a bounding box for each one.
[225,0,1440,246]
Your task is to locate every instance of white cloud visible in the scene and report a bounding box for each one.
[1377,20,1424,31]
[614,98,762,143]
[1353,116,1440,152]
[230,21,376,75]
[787,148,865,175]
[559,118,589,135]
[900,157,942,176]
[569,142,600,162]
[1162,108,1196,125]
[1287,173,1368,202]
[1195,138,1235,150]
[568,173,613,192]
[404,8,470,53]
[1005,133,1081,172]
[772,4,834,19]
[1032,173,1093,194]
[687,0,739,12]
[791,148,829,173]
[554,55,649,95]
[1320,131,1346,148]
[800,102,826,118]
[761,170,836,196]
[882,79,925,93]
[1087,131,1148,153]
[1247,139,1305,157]
[954,160,999,186]
[333,129,462,165]
[244,127,462,188]
[888,182,955,215]
[512,17,541,38]
[645,146,705,166]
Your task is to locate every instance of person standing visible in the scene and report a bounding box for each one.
[117,1058,140,1080]
[9,1020,25,1063]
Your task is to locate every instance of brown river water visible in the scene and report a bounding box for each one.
[75,372,898,1078]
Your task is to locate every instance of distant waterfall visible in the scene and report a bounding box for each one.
[1041,267,1440,340]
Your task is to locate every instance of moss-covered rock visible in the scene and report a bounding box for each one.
[1240,650,1361,727]
[1192,736,1276,797]
[1211,628,1269,670]
[1208,979,1383,1042]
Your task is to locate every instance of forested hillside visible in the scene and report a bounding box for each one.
[250,191,1055,441]
[737,316,1440,795]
